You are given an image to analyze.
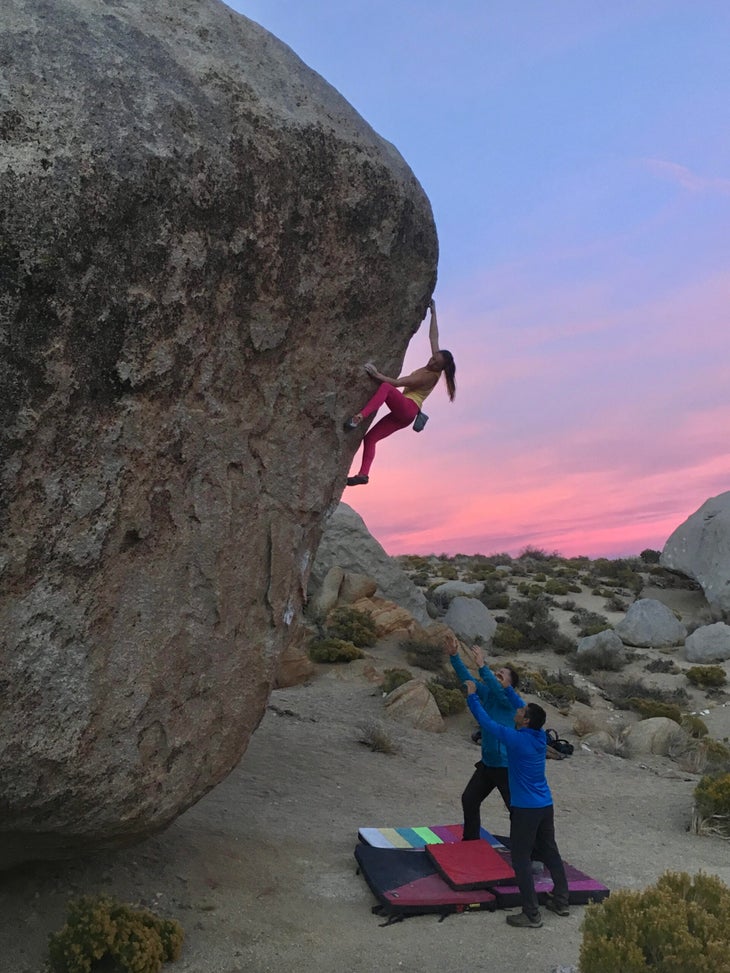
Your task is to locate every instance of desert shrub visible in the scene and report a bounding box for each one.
[695,772,730,818]
[574,642,626,675]
[686,665,727,688]
[599,677,688,711]
[411,571,430,587]
[644,657,680,674]
[551,631,578,656]
[570,608,611,637]
[560,599,578,612]
[518,545,556,562]
[382,667,413,694]
[503,596,564,650]
[640,548,662,564]
[544,578,569,596]
[397,554,430,571]
[436,564,459,580]
[492,623,527,652]
[427,681,466,716]
[358,721,399,754]
[48,895,183,973]
[514,668,589,708]
[578,871,730,973]
[485,592,510,610]
[702,739,730,772]
[681,714,709,738]
[466,564,497,580]
[629,699,682,723]
[308,638,363,663]
[604,593,628,612]
[588,557,644,595]
[326,607,377,647]
[693,773,730,837]
[401,638,445,672]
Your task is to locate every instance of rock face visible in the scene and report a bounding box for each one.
[0,1,437,866]
[662,492,730,616]
[614,599,687,648]
[309,504,430,626]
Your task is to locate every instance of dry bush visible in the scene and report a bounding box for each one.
[572,714,598,738]
[358,721,400,755]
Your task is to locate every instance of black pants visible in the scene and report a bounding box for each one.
[510,804,569,919]
[461,761,511,841]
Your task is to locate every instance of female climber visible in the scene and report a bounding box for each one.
[344,298,456,486]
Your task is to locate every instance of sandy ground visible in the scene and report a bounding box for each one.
[2,578,729,973]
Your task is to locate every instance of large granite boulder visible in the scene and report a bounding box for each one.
[614,598,687,648]
[309,503,430,626]
[662,492,730,616]
[0,0,437,866]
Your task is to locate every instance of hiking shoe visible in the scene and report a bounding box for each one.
[506,911,543,929]
[346,475,369,486]
[343,415,362,431]
[544,895,570,917]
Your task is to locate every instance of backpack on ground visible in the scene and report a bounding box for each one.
[546,728,574,756]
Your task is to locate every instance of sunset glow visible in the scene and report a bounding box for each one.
[231,1,730,558]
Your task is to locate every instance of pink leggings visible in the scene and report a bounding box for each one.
[356,383,419,476]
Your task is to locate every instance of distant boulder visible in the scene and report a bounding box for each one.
[384,679,444,733]
[684,622,730,663]
[621,718,689,758]
[662,492,730,616]
[443,596,497,644]
[576,630,626,667]
[310,504,430,626]
[614,599,686,648]
[432,581,485,602]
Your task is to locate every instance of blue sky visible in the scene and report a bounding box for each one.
[226,1,730,557]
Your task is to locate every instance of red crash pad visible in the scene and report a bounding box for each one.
[426,838,516,891]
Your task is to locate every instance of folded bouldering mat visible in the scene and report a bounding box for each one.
[354,843,497,922]
[425,839,516,890]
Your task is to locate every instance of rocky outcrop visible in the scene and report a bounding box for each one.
[349,596,423,638]
[0,0,436,866]
[662,492,730,616]
[614,599,687,648]
[684,622,730,663]
[309,504,430,625]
